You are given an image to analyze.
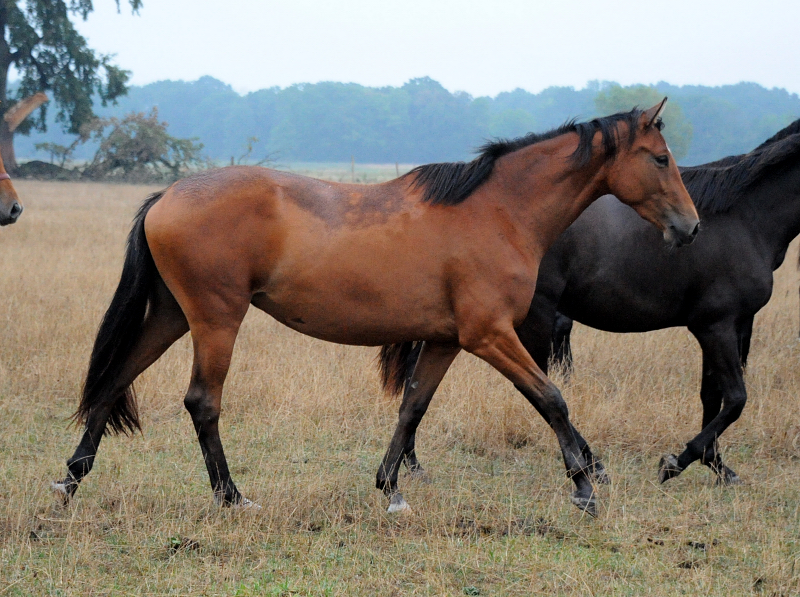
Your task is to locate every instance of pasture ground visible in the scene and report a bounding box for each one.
[0,180,798,596]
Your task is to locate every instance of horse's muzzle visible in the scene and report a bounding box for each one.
[0,201,23,225]
[666,220,699,247]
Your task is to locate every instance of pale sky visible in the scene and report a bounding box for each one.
[72,0,799,97]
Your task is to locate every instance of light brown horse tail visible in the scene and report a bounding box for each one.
[74,191,165,435]
[378,341,420,396]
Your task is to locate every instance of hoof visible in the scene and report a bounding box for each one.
[658,454,683,484]
[570,492,597,517]
[214,493,260,509]
[583,451,610,485]
[51,480,75,505]
[715,466,742,487]
[406,466,430,483]
[387,493,412,514]
[591,467,611,485]
[235,497,262,510]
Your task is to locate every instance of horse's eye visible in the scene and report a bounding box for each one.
[654,155,669,168]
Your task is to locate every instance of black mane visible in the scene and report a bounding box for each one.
[408,109,644,206]
[681,118,800,214]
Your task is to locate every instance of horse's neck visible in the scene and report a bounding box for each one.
[743,163,800,262]
[489,139,609,255]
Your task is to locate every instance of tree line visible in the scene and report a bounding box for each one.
[16,76,800,169]
[1,2,799,176]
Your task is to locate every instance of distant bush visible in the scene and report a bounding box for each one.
[81,109,205,183]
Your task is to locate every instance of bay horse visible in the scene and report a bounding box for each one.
[53,101,698,516]
[399,117,800,492]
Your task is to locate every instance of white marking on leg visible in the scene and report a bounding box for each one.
[51,481,68,497]
[51,481,71,505]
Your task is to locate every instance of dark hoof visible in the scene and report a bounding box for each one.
[591,466,610,485]
[213,491,251,508]
[658,454,683,484]
[714,466,742,487]
[570,492,597,517]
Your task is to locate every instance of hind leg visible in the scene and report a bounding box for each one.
[183,321,257,506]
[54,279,189,502]
[377,341,461,512]
[401,432,427,479]
[551,312,575,377]
[177,281,258,506]
[395,342,428,478]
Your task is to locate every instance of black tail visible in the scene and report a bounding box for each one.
[378,341,422,396]
[75,191,165,435]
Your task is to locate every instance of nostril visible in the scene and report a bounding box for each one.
[691,222,700,237]
[9,202,22,219]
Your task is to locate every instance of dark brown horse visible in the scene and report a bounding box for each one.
[522,117,800,486]
[53,100,698,516]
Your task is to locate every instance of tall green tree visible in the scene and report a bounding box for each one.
[0,0,141,171]
[595,84,693,160]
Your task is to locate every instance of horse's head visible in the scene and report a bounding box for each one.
[0,151,22,226]
[606,98,698,247]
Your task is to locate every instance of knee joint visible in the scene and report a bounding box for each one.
[399,402,428,424]
[725,392,747,419]
[540,385,568,413]
[184,391,219,426]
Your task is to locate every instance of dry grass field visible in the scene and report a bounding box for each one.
[0,179,799,595]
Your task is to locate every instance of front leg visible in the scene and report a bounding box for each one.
[698,353,741,485]
[377,342,460,512]
[516,298,608,484]
[659,323,747,485]
[466,325,598,516]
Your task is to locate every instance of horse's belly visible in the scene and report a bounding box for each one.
[559,287,684,332]
[251,288,457,346]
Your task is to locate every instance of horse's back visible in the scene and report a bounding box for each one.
[145,165,410,265]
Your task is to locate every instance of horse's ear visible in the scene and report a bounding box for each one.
[643,97,668,129]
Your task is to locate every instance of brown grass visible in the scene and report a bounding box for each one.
[0,180,798,595]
